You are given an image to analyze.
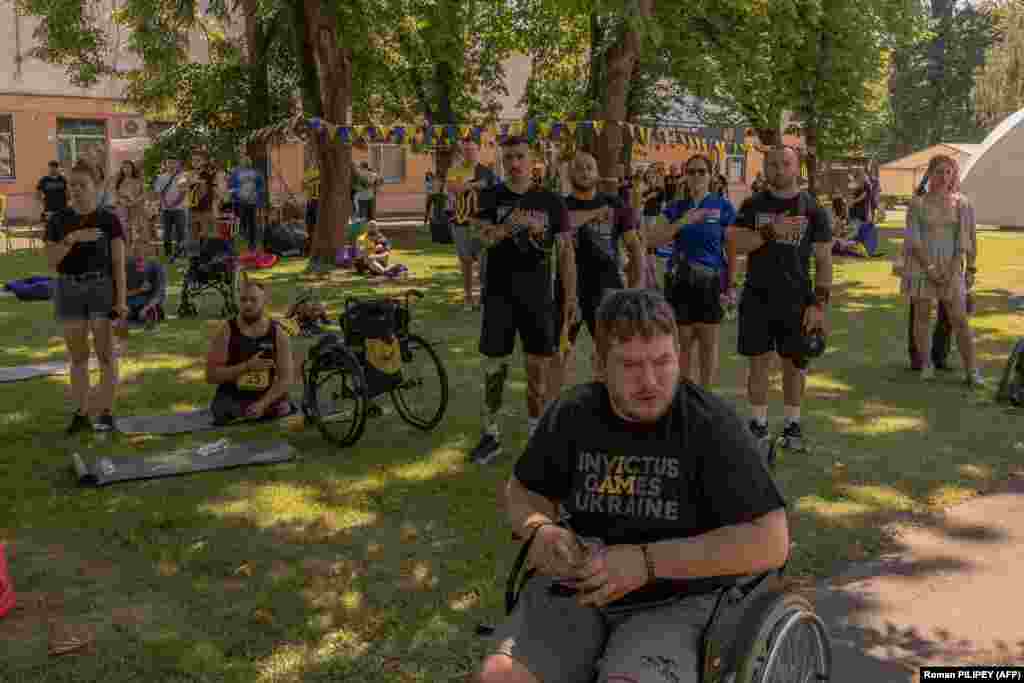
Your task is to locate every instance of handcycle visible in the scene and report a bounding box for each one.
[480,529,832,683]
[300,289,449,447]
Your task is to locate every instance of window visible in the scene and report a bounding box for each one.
[727,154,746,182]
[56,118,108,170]
[0,114,14,179]
[370,144,406,184]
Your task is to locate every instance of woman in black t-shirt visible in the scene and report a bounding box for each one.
[44,159,129,435]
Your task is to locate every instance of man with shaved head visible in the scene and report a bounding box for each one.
[727,146,833,455]
[550,152,644,395]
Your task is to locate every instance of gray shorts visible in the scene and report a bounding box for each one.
[54,274,114,322]
[451,223,484,261]
[489,575,715,683]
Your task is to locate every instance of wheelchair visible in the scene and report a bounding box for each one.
[486,529,832,683]
[301,289,449,447]
[177,237,240,319]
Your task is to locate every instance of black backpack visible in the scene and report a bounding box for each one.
[265,222,307,257]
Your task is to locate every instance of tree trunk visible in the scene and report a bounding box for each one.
[433,60,456,181]
[805,124,819,196]
[240,0,269,175]
[592,1,654,179]
[301,0,353,260]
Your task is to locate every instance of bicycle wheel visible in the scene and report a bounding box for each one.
[390,333,448,430]
[304,347,369,448]
[731,592,831,683]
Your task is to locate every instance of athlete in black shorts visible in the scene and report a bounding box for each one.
[465,136,576,465]
[728,147,833,453]
[550,152,644,395]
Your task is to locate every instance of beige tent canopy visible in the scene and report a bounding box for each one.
[960,109,1024,228]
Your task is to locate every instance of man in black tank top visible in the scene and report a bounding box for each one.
[205,280,295,425]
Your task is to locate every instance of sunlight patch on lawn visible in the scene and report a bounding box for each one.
[958,463,993,481]
[834,484,918,512]
[850,414,925,435]
[806,375,852,392]
[794,495,875,522]
[389,445,465,482]
[199,481,378,530]
[927,484,978,507]
[257,642,311,683]
[0,410,29,426]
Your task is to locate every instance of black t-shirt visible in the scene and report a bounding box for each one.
[37,175,68,212]
[643,189,665,216]
[476,183,569,296]
[514,382,786,606]
[564,193,633,299]
[45,208,126,276]
[734,191,832,303]
[665,176,680,201]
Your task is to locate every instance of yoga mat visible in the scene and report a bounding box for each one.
[71,439,296,486]
[115,404,296,435]
[0,359,97,383]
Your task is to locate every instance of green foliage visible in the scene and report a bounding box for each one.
[975,0,1024,130]
[882,1,996,160]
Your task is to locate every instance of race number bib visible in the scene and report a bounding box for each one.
[756,213,807,246]
[237,369,271,391]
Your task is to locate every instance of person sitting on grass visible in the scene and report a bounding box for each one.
[205,279,294,426]
[124,239,167,324]
[354,222,407,278]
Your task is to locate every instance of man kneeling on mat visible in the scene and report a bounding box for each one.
[205,279,294,425]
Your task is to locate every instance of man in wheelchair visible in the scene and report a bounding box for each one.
[205,279,295,425]
[477,289,789,683]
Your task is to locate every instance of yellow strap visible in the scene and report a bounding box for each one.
[622,230,640,247]
[454,190,478,224]
[366,338,402,374]
[237,369,271,391]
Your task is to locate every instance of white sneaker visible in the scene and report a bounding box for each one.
[921,366,935,381]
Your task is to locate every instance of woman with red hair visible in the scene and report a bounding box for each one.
[901,154,983,386]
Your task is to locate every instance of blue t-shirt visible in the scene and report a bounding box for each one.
[661,194,736,271]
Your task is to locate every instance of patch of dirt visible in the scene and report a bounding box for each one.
[268,560,292,581]
[220,579,246,593]
[110,604,150,629]
[77,558,117,580]
[0,591,48,644]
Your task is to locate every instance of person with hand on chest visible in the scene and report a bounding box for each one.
[475,289,788,683]
[462,136,576,465]
[44,159,129,435]
[646,154,738,388]
[726,146,833,455]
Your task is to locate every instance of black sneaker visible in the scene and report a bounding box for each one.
[66,412,93,436]
[94,412,116,432]
[780,421,806,452]
[470,432,502,465]
[749,420,770,442]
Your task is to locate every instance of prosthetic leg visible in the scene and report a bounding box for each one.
[471,357,509,464]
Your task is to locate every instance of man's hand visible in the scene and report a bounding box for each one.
[803,304,825,334]
[246,354,276,372]
[966,268,977,290]
[69,229,102,244]
[113,302,130,321]
[575,545,649,608]
[527,525,586,578]
[563,299,579,332]
[721,287,737,307]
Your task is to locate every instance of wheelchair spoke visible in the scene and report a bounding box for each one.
[760,612,830,683]
[390,334,448,430]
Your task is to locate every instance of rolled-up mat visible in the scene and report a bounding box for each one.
[0,543,15,618]
[71,439,296,487]
[0,359,97,383]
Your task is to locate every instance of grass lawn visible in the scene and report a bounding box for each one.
[1,223,1022,681]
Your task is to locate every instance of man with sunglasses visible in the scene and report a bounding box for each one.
[727,146,833,453]
[465,136,576,465]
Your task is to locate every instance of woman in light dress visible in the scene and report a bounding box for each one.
[901,154,984,387]
[111,160,145,248]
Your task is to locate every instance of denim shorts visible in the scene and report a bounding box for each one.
[54,274,114,322]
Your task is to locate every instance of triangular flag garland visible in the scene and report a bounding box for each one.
[245,115,752,156]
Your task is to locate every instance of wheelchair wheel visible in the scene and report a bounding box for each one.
[390,333,448,430]
[304,347,369,448]
[730,591,831,683]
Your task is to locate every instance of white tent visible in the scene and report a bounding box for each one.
[959,109,1024,228]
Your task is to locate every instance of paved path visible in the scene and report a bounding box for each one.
[812,473,1024,681]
